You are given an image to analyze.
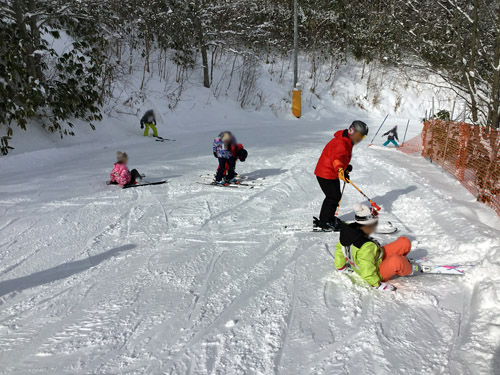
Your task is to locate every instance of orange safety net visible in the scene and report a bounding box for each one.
[398,133,424,154]
[402,119,500,217]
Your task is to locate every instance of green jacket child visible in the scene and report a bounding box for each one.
[334,222,384,287]
[334,203,421,291]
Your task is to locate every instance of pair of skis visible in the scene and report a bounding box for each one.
[196,181,256,189]
[198,174,263,189]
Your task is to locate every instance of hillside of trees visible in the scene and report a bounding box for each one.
[1,0,499,154]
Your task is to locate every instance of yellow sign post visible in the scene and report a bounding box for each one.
[292,83,302,118]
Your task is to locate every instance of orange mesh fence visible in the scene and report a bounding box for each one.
[417,119,500,216]
[399,133,424,154]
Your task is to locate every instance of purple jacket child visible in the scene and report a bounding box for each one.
[213,131,237,159]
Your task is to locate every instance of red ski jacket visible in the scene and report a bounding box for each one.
[314,130,353,180]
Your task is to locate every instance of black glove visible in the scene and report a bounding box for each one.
[344,165,352,182]
[141,123,144,129]
[239,149,248,162]
[213,151,218,158]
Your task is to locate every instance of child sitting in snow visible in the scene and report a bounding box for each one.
[335,203,421,291]
[109,151,142,186]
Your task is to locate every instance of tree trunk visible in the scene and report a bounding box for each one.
[487,7,500,129]
[13,0,37,80]
[27,0,42,80]
[129,38,134,75]
[145,30,150,74]
[210,45,217,83]
[193,0,210,88]
[468,0,480,123]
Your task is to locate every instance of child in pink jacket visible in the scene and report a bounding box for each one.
[109,151,142,186]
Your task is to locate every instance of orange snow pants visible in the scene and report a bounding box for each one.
[379,237,412,281]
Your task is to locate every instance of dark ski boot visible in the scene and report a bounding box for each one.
[313,217,335,232]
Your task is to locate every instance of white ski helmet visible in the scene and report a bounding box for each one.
[353,203,379,226]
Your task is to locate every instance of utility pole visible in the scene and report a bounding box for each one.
[292,0,301,118]
[293,0,298,88]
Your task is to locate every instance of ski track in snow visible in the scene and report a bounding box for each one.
[0,125,499,375]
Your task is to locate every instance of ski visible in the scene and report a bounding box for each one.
[196,182,240,189]
[122,181,168,189]
[229,181,261,187]
[155,136,176,142]
[414,259,474,275]
[199,174,265,183]
[199,177,261,188]
[282,225,338,233]
[197,177,259,188]
[282,220,397,235]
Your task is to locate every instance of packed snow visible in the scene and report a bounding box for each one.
[1,101,500,374]
[1,60,499,374]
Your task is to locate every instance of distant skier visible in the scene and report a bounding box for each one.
[213,131,238,186]
[382,126,399,147]
[334,203,422,291]
[314,120,369,231]
[109,151,142,186]
[140,109,158,137]
[218,143,248,179]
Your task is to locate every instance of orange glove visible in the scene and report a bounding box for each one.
[338,167,347,182]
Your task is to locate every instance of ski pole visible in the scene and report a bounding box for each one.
[369,114,389,144]
[345,177,381,211]
[401,119,410,145]
[335,181,346,216]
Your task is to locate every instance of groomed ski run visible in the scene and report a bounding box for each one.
[0,119,499,374]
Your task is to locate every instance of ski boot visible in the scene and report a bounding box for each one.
[227,178,240,185]
[407,258,423,276]
[212,180,228,187]
[332,217,342,232]
[313,217,335,232]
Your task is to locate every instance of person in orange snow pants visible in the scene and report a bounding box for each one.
[335,203,421,291]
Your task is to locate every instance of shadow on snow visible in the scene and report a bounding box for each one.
[243,168,289,180]
[0,244,136,298]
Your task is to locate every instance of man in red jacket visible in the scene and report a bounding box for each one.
[314,121,369,231]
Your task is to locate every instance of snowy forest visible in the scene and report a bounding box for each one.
[1,0,499,154]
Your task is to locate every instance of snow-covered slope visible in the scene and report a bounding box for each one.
[1,107,499,374]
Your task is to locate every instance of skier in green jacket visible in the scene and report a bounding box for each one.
[334,203,422,291]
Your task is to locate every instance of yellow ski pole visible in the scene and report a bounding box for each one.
[345,177,382,211]
[335,181,346,216]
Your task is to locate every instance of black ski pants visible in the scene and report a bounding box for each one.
[317,176,341,224]
[130,169,141,184]
[216,157,235,182]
